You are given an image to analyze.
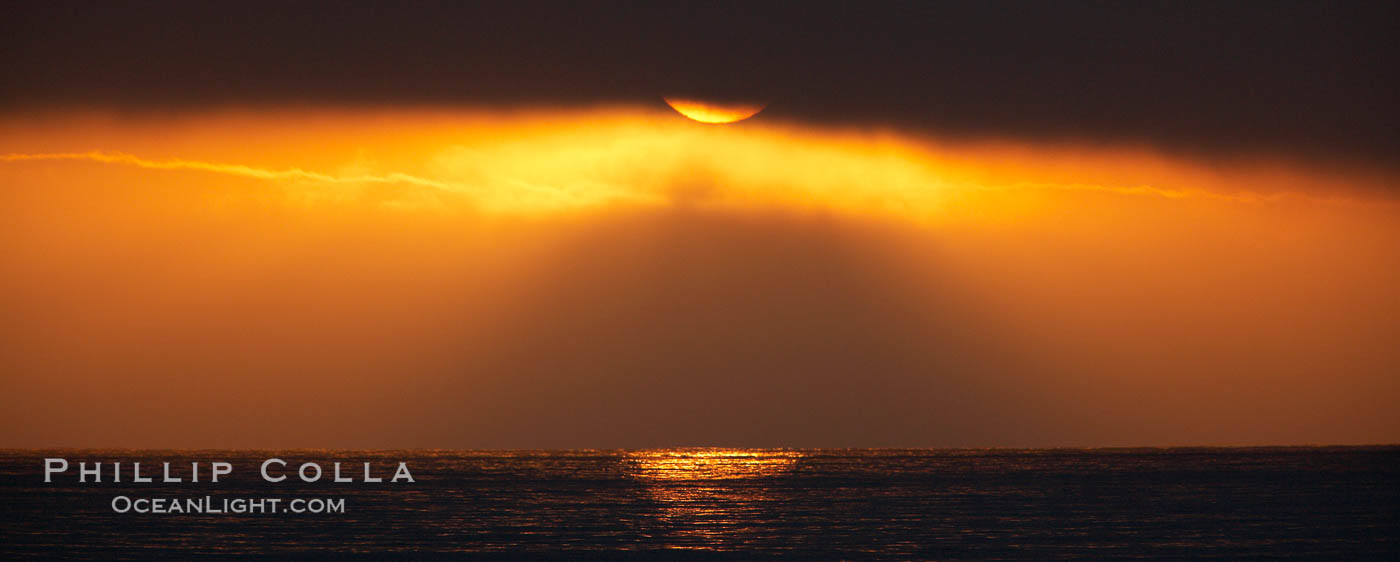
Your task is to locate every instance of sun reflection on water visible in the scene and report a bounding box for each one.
[626,449,801,481]
[625,449,802,549]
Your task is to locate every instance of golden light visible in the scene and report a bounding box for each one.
[626,449,801,481]
[663,97,766,124]
[2,107,1387,226]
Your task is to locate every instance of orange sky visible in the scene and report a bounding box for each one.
[1,107,1397,447]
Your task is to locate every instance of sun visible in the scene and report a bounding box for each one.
[663,97,767,124]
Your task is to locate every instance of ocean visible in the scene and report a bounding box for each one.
[2,447,1396,558]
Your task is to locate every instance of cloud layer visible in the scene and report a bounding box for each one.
[1,109,1396,447]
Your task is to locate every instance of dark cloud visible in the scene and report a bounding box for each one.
[3,1,1398,168]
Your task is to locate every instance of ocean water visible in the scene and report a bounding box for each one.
[1,447,1396,558]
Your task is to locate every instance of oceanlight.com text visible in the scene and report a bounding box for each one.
[110,495,347,514]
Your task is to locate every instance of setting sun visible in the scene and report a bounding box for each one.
[663,97,767,124]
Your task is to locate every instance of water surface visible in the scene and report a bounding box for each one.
[1,447,1396,558]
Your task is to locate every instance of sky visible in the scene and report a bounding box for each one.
[1,2,1397,447]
